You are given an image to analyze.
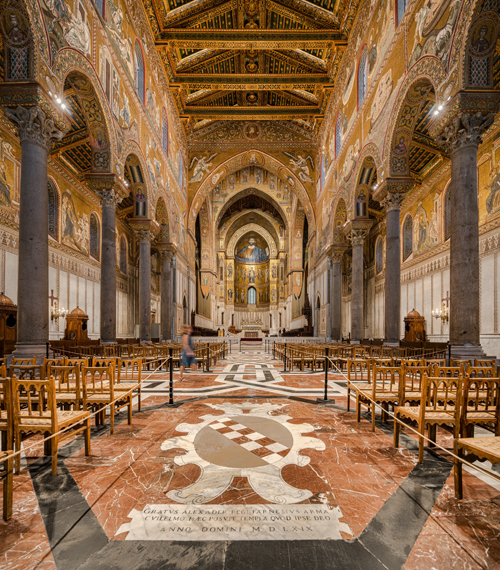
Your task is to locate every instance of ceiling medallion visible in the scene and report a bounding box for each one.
[246,92,259,104]
[243,122,262,141]
[244,0,259,17]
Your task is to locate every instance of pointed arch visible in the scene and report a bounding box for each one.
[135,40,145,104]
[396,0,408,26]
[403,214,413,261]
[357,45,368,109]
[90,213,100,260]
[120,235,127,274]
[375,236,384,274]
[161,108,169,156]
[444,184,451,242]
[48,178,59,240]
[335,112,342,159]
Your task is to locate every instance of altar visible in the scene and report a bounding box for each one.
[241,318,263,339]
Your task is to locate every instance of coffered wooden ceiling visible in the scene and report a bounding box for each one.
[142,0,361,137]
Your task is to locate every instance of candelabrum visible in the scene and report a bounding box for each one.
[431,301,449,322]
[51,302,68,321]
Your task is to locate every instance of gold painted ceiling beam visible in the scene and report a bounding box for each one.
[170,74,329,89]
[157,29,347,49]
[163,0,235,28]
[176,49,228,72]
[271,0,340,27]
[265,0,323,29]
[180,107,322,117]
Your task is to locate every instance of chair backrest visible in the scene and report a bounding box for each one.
[422,374,463,413]
[353,347,367,359]
[402,365,430,394]
[372,365,400,395]
[81,366,114,397]
[91,357,116,369]
[9,364,44,380]
[66,357,89,369]
[102,345,116,357]
[117,358,142,383]
[425,359,446,368]
[468,366,495,378]
[462,376,500,417]
[450,359,470,371]
[474,359,496,369]
[47,365,81,397]
[347,358,370,384]
[0,377,13,443]
[43,358,66,376]
[0,364,6,378]
[431,365,464,377]
[369,358,393,369]
[402,359,425,368]
[11,376,57,431]
[11,357,37,367]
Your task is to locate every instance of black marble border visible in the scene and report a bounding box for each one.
[28,399,452,570]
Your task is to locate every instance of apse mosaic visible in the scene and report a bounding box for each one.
[235,234,269,264]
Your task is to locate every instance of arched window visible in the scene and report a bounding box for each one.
[161,108,168,156]
[90,213,100,260]
[444,186,451,241]
[376,238,383,274]
[335,112,342,159]
[396,0,408,26]
[178,150,183,189]
[134,41,145,104]
[48,180,58,240]
[95,0,105,17]
[357,46,368,108]
[320,153,326,192]
[247,287,256,304]
[120,235,127,274]
[403,215,413,261]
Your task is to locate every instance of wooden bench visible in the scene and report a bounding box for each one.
[454,437,500,499]
[0,450,13,520]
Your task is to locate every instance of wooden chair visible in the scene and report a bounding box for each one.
[475,358,496,370]
[431,365,464,377]
[398,365,430,407]
[468,366,495,378]
[356,365,401,432]
[454,436,500,499]
[425,359,446,369]
[9,363,44,380]
[11,357,37,367]
[0,450,13,520]
[460,376,500,437]
[394,374,463,463]
[116,358,142,412]
[43,358,66,378]
[11,376,91,475]
[47,365,82,410]
[82,366,132,434]
[0,377,13,452]
[346,358,370,412]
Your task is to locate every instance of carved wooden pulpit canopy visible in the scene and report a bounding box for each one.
[64,307,89,344]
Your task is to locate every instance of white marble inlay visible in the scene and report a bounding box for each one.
[116,504,351,541]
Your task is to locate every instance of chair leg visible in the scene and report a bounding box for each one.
[14,432,21,474]
[138,388,141,413]
[418,425,425,464]
[371,401,376,432]
[84,418,91,457]
[454,441,463,499]
[128,398,132,425]
[347,387,351,412]
[394,417,400,448]
[356,395,361,422]
[428,424,437,448]
[110,403,115,434]
[51,435,58,476]
[3,455,13,521]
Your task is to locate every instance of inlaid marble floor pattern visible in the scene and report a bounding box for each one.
[1,346,499,570]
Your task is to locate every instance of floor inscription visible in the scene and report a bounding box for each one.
[116,504,351,541]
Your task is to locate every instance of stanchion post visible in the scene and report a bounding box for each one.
[206,342,211,373]
[239,339,241,353]
[46,342,49,359]
[169,348,174,405]
[447,343,451,367]
[283,343,287,372]
[273,341,275,360]
[317,347,333,404]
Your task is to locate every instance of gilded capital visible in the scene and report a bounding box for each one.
[347,228,370,246]
[381,192,405,212]
[96,188,122,208]
[4,105,63,151]
[435,111,495,155]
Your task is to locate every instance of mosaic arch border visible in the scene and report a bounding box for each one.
[382,56,447,170]
[188,150,316,235]
[223,209,281,251]
[216,186,290,232]
[121,139,155,219]
[348,143,382,216]
[14,0,45,77]
[52,48,119,167]
[154,195,171,241]
[226,223,278,259]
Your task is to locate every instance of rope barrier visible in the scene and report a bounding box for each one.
[323,355,500,484]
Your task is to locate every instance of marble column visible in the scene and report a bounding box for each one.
[4,106,63,361]
[160,250,173,341]
[382,193,405,345]
[436,111,495,357]
[345,223,371,344]
[96,189,122,344]
[329,251,344,342]
[138,231,153,343]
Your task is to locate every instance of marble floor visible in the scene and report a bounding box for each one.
[1,345,500,569]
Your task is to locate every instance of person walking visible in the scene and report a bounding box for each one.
[179,324,198,381]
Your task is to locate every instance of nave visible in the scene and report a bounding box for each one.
[1,344,499,570]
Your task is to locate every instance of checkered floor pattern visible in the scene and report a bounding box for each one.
[208,418,290,463]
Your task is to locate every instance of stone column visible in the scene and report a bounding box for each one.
[345,221,371,344]
[96,188,122,344]
[160,249,174,341]
[382,193,405,345]
[435,111,495,357]
[4,106,63,361]
[328,251,344,342]
[172,254,177,339]
[137,231,153,343]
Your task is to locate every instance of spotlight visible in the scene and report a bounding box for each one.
[56,98,61,103]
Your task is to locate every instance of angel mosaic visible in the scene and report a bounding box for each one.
[189,154,217,183]
[62,191,89,255]
[284,153,314,183]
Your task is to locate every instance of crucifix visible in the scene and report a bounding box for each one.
[49,289,58,307]
[442,291,450,307]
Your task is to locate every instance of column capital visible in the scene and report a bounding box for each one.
[343,219,373,246]
[326,244,346,264]
[96,188,123,208]
[85,173,128,205]
[381,192,405,212]
[158,243,177,262]
[434,111,495,155]
[373,176,415,203]
[4,105,63,151]
[129,218,160,243]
